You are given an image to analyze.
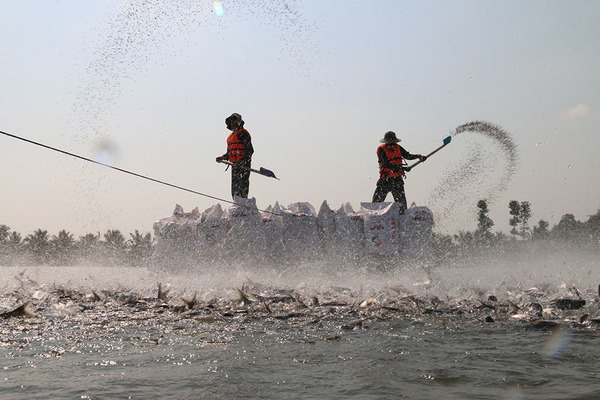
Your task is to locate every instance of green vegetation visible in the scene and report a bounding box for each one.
[433,201,600,259]
[0,227,154,266]
[2,202,600,265]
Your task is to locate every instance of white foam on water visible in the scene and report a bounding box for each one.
[2,243,597,306]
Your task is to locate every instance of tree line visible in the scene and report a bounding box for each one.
[433,200,600,257]
[2,201,600,265]
[0,227,153,266]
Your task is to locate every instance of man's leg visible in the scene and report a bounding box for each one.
[372,178,390,202]
[231,167,250,198]
[390,177,407,213]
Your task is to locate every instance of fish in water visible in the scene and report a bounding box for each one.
[85,290,101,302]
[530,320,561,329]
[0,301,34,319]
[552,299,586,310]
[157,282,170,301]
[237,288,255,305]
[341,319,364,330]
[181,292,197,310]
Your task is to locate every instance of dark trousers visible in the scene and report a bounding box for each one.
[372,176,407,213]
[231,166,250,199]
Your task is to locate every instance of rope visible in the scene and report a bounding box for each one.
[0,129,280,216]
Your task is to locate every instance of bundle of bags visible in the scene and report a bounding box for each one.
[152,197,433,261]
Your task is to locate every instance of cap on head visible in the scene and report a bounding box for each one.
[380,131,401,143]
[225,113,244,129]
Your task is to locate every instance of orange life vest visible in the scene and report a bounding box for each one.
[378,144,404,178]
[227,129,250,162]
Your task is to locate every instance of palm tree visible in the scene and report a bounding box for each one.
[0,224,10,242]
[0,230,21,265]
[50,230,75,265]
[103,229,126,259]
[127,230,154,262]
[8,231,22,251]
[78,232,101,261]
[0,224,10,263]
[23,229,50,263]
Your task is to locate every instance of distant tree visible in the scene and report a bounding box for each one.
[519,201,532,239]
[8,231,22,249]
[532,219,550,240]
[50,230,75,265]
[78,233,101,261]
[508,200,532,239]
[494,231,509,242]
[103,229,126,259]
[1,231,22,265]
[0,224,10,243]
[552,214,584,241]
[79,233,100,248]
[127,230,154,262]
[508,200,521,238]
[585,209,600,245]
[0,225,10,263]
[475,200,494,244]
[23,229,51,263]
[432,232,457,259]
[454,230,475,247]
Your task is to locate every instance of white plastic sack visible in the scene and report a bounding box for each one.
[152,204,200,257]
[334,202,364,259]
[360,202,400,256]
[399,203,434,258]
[225,196,266,259]
[261,202,285,260]
[281,202,322,260]
[196,203,228,251]
[317,200,336,256]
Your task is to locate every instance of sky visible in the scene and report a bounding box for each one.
[1,0,599,237]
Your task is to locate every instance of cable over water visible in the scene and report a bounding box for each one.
[0,129,279,216]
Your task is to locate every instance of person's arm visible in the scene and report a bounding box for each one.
[400,146,426,162]
[237,130,253,162]
[216,152,228,162]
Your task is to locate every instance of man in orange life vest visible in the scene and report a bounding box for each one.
[216,113,254,198]
[372,131,427,213]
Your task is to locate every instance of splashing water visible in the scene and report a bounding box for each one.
[72,0,318,142]
[428,120,519,231]
[66,0,319,230]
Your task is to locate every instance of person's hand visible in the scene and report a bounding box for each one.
[404,166,412,172]
[419,155,427,162]
[216,156,225,163]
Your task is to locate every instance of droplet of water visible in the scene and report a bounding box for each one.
[213,1,224,16]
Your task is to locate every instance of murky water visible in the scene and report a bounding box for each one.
[2,250,599,400]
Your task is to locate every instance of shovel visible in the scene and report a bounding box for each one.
[407,135,452,170]
[218,160,279,180]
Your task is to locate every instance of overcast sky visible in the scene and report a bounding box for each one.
[1,0,599,236]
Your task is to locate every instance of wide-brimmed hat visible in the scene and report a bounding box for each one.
[225,113,244,127]
[380,131,401,143]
